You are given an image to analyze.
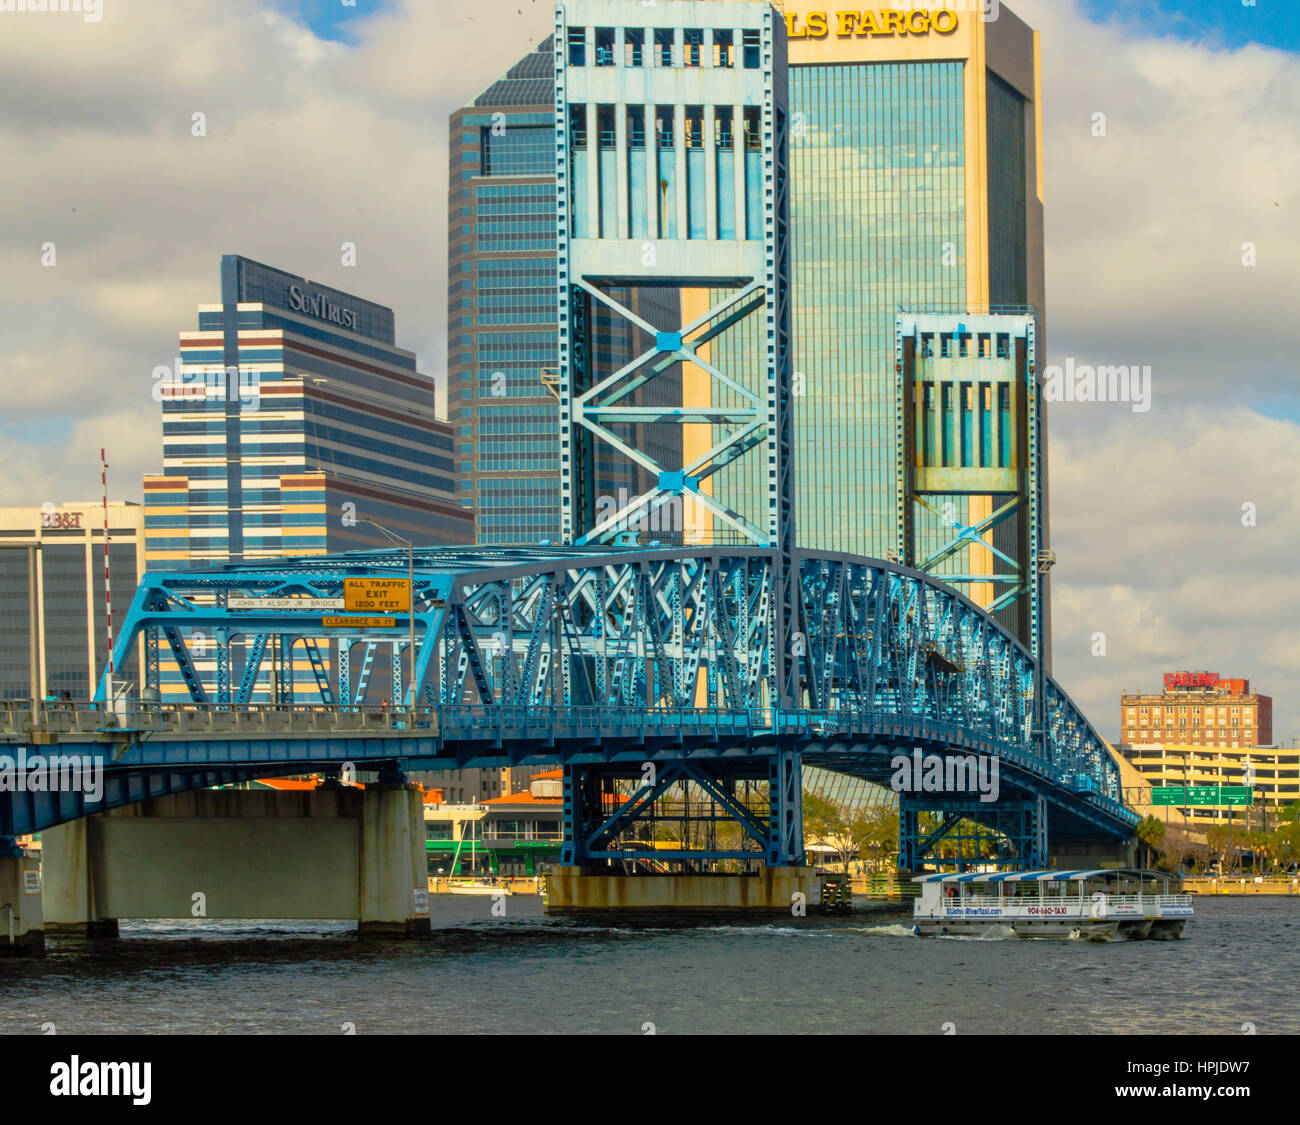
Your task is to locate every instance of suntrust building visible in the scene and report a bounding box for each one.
[145,255,473,565]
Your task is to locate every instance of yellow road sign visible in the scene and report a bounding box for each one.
[322,616,397,629]
[343,577,411,613]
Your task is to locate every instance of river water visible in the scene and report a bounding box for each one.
[2,896,1296,1035]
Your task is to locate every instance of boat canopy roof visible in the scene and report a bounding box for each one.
[912,868,1173,885]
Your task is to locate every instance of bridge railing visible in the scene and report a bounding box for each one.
[0,701,764,743]
[0,701,444,739]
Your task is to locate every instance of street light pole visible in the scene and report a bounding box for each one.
[363,520,415,712]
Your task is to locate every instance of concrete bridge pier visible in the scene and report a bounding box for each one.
[546,864,820,913]
[41,784,431,938]
[0,843,45,956]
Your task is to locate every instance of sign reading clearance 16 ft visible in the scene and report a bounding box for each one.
[785,9,961,38]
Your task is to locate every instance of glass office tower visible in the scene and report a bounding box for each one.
[711,2,1048,571]
[448,38,680,546]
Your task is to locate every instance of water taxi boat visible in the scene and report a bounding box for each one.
[912,869,1193,940]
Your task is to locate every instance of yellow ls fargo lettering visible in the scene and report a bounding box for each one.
[784,9,960,39]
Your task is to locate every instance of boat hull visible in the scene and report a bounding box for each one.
[1147,918,1186,940]
[913,917,1121,940]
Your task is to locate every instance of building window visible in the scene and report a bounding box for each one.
[624,28,644,67]
[654,28,675,67]
[684,28,703,67]
[568,26,586,67]
[714,29,733,68]
[595,27,615,67]
[481,125,554,177]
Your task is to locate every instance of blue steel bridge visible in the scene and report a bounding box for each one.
[0,546,1135,870]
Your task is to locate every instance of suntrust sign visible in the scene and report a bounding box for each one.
[785,9,961,39]
[286,284,359,332]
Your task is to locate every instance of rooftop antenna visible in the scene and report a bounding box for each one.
[100,448,115,703]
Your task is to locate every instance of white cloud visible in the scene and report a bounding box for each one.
[0,0,1295,745]
[1048,406,1300,744]
[1011,0,1299,405]
[0,0,543,488]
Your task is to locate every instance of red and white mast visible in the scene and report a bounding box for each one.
[101,448,115,701]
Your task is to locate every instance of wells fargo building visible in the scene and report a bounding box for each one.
[710,1,1046,560]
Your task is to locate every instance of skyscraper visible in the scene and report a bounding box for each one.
[145,255,472,566]
[451,2,1048,594]
[710,1,1047,565]
[447,42,562,545]
[448,38,680,547]
[142,256,472,704]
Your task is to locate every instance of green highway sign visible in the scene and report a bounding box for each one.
[1152,785,1253,807]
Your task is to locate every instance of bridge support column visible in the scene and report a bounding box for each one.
[549,756,815,912]
[767,749,805,867]
[41,817,119,939]
[357,784,430,938]
[899,796,1047,871]
[0,843,45,956]
[41,786,430,937]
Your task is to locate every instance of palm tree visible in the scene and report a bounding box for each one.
[1136,815,1166,869]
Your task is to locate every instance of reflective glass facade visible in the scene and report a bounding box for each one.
[450,39,679,546]
[794,61,967,557]
[449,47,565,544]
[708,5,1043,568]
[710,61,965,556]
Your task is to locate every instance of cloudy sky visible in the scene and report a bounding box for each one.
[0,0,1296,745]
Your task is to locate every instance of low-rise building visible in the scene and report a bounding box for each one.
[0,501,146,701]
[1118,742,1300,827]
[423,770,563,877]
[1120,671,1273,749]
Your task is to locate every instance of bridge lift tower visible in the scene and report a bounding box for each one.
[895,310,1054,869]
[554,0,803,871]
[895,310,1050,664]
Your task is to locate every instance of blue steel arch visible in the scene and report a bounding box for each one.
[96,545,1114,787]
[0,546,1134,857]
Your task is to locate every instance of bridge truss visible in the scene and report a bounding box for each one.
[59,545,1136,870]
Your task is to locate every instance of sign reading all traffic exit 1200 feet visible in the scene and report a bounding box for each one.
[343,578,411,613]
[1152,786,1254,807]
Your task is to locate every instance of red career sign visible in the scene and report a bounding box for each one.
[1165,672,1219,689]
